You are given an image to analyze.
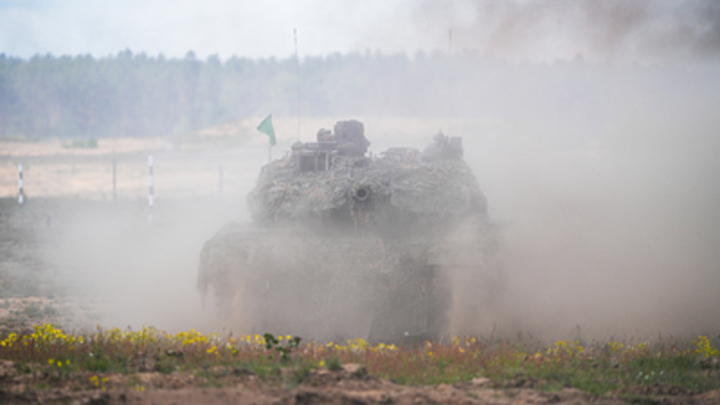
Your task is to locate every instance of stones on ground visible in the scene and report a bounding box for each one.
[470,377,491,387]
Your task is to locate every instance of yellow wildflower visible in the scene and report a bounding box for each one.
[693,336,719,358]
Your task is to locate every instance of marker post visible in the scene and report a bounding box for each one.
[18,164,24,205]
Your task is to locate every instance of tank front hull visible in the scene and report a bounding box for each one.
[197,223,453,342]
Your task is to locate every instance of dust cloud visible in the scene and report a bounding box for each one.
[449,73,720,342]
[41,97,720,342]
[20,1,720,342]
[456,128,720,341]
[39,78,720,342]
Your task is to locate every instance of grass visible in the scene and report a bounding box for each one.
[0,324,718,398]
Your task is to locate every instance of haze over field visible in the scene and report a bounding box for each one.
[0,0,719,341]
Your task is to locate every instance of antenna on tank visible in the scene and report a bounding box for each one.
[294,28,301,142]
[447,28,453,137]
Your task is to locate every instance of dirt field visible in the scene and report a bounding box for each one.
[2,361,719,405]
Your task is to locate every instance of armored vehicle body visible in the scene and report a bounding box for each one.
[198,120,497,342]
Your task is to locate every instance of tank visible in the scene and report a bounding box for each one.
[197,120,499,342]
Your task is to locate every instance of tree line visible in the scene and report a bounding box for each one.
[0,49,717,139]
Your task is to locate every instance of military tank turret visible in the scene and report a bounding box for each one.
[197,120,498,342]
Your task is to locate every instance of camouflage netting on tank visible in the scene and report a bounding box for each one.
[388,160,483,214]
[247,153,487,223]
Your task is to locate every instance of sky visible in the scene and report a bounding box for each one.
[1,0,719,65]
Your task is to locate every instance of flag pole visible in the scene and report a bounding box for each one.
[294,28,301,142]
[258,114,277,163]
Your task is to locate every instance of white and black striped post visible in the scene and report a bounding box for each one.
[148,155,154,223]
[18,164,24,205]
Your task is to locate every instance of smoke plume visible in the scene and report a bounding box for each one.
[410,0,720,65]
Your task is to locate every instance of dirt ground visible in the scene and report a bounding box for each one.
[2,362,719,405]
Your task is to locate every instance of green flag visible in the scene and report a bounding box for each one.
[257,114,276,146]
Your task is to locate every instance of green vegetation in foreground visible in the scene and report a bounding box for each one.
[0,324,718,396]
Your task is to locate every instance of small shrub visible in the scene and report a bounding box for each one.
[326,356,342,371]
[24,303,42,319]
[263,333,302,362]
[66,138,98,149]
[289,363,312,386]
[42,306,59,317]
[153,357,178,374]
[83,356,110,372]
